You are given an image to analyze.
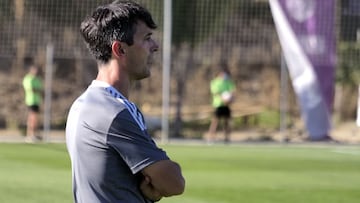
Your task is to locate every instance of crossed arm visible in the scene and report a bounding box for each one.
[140,160,185,201]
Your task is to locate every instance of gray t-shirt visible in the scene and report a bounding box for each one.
[66,80,169,203]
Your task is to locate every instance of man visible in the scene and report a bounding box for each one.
[65,1,185,202]
[207,65,236,143]
[22,65,43,143]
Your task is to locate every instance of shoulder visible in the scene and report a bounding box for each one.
[211,78,220,86]
[72,87,127,122]
[23,74,31,81]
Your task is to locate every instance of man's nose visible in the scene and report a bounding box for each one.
[152,40,159,52]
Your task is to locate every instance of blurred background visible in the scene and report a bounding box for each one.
[0,0,359,140]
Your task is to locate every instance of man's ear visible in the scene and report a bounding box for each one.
[112,41,125,57]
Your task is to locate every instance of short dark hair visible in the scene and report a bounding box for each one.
[80,0,157,63]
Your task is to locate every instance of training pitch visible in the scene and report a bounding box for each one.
[0,143,359,203]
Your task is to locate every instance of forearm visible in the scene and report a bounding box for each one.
[141,160,185,198]
[159,162,185,196]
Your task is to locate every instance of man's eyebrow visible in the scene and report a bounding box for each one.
[144,32,153,37]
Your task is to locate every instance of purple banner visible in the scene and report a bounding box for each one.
[280,0,336,111]
[270,0,336,140]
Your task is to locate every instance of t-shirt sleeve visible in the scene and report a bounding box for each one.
[229,80,236,91]
[106,110,169,174]
[210,80,218,95]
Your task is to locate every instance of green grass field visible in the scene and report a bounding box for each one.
[0,143,359,203]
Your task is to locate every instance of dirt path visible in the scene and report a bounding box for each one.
[0,122,359,144]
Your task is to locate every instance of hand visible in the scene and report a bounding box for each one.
[140,175,162,202]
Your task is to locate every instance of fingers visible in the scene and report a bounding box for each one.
[140,175,162,202]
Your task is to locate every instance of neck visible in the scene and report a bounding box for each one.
[96,59,131,98]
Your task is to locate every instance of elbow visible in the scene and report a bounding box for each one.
[175,177,186,195]
[163,176,185,197]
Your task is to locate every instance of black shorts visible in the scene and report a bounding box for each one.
[28,105,40,113]
[214,106,231,118]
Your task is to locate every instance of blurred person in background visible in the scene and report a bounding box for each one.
[207,64,236,144]
[65,1,185,202]
[22,65,43,143]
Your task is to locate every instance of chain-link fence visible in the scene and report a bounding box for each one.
[0,0,359,136]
